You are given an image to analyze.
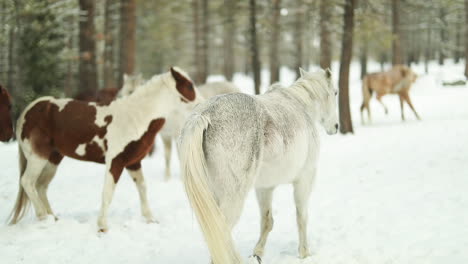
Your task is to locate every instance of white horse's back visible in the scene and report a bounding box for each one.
[197,81,240,98]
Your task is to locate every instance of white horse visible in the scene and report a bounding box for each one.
[9,67,198,232]
[120,75,241,181]
[179,68,339,264]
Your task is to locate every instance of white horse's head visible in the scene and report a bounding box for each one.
[300,68,339,135]
[119,73,145,97]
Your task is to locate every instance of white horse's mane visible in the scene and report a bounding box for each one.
[276,70,334,108]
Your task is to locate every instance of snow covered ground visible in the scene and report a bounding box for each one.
[1,61,467,264]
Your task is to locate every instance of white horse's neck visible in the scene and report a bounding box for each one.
[277,77,326,111]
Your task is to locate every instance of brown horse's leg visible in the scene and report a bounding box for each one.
[399,94,405,121]
[402,92,421,120]
[126,163,157,223]
[376,94,388,115]
[360,100,372,124]
[97,165,123,232]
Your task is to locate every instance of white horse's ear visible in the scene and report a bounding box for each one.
[123,74,128,81]
[325,68,332,79]
[299,67,307,77]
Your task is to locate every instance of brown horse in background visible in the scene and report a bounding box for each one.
[74,88,119,106]
[361,65,420,123]
[0,84,14,142]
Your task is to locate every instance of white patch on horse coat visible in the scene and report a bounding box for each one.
[75,144,87,156]
[56,99,72,112]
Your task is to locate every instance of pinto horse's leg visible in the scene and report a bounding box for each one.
[126,163,157,223]
[162,135,172,181]
[293,173,315,259]
[21,155,49,220]
[253,187,275,258]
[36,160,62,219]
[97,166,122,232]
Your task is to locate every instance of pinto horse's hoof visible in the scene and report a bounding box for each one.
[98,228,108,233]
[247,255,262,264]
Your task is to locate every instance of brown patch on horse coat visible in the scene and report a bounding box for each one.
[110,118,165,182]
[0,85,13,142]
[21,99,113,164]
[170,68,196,102]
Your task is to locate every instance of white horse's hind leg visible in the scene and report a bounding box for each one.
[162,135,172,181]
[97,168,118,232]
[253,187,275,257]
[36,162,59,219]
[293,174,314,259]
[21,155,49,220]
[126,166,157,223]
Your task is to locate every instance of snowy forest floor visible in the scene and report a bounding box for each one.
[0,61,467,264]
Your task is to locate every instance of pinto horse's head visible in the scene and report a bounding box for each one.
[299,68,339,135]
[0,85,14,142]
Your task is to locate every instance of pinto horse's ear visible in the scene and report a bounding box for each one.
[170,67,196,102]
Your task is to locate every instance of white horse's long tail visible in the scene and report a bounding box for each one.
[179,114,242,264]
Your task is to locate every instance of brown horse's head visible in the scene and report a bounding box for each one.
[0,85,14,142]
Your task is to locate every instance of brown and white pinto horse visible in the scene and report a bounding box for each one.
[9,67,197,232]
[0,85,14,142]
[361,65,420,123]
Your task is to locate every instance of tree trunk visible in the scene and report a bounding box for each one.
[200,0,209,84]
[193,0,201,83]
[360,39,368,79]
[103,0,116,89]
[294,0,304,79]
[455,11,462,64]
[319,0,332,69]
[78,0,98,94]
[65,15,75,97]
[391,0,402,65]
[7,20,16,93]
[118,0,136,88]
[249,0,261,94]
[465,0,468,78]
[0,2,6,82]
[223,0,236,81]
[338,0,356,134]
[424,27,431,74]
[438,7,446,65]
[269,0,281,84]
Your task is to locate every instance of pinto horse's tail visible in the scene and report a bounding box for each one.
[8,144,30,224]
[179,114,241,264]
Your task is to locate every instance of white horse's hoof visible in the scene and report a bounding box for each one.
[247,255,262,264]
[145,217,159,224]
